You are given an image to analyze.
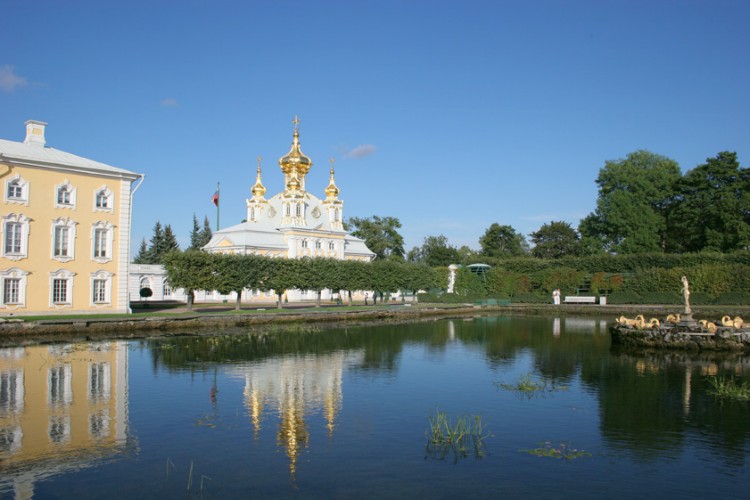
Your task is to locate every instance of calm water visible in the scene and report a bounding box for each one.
[1,315,748,499]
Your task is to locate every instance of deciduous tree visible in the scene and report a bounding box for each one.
[348,215,405,260]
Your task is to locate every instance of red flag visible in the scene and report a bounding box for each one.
[212,189,219,206]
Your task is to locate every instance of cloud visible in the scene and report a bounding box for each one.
[344,144,376,159]
[160,98,179,107]
[0,65,28,92]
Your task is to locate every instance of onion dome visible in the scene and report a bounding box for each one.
[279,116,312,176]
[251,156,267,198]
[324,158,340,199]
[287,174,301,192]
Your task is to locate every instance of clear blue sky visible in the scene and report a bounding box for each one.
[3,0,749,253]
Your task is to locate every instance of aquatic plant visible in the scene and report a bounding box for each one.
[706,376,750,401]
[425,410,491,462]
[495,373,568,398]
[521,442,591,461]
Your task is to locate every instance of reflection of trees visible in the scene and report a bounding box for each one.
[581,349,750,467]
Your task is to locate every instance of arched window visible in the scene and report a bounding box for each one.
[5,175,29,205]
[49,269,75,307]
[94,186,113,212]
[55,181,77,208]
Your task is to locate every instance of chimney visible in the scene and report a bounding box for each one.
[24,120,47,147]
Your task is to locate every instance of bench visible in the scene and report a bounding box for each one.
[564,296,597,304]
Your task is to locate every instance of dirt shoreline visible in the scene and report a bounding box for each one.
[2,303,749,347]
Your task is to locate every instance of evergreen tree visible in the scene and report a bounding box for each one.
[133,238,149,264]
[197,216,213,248]
[147,222,164,264]
[189,214,202,250]
[162,225,181,256]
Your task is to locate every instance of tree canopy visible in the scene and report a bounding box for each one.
[348,215,405,260]
[579,150,681,254]
[407,235,460,267]
[479,223,529,258]
[667,152,750,253]
[530,221,580,259]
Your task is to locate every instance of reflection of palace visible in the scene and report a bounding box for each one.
[0,342,131,498]
[227,351,362,478]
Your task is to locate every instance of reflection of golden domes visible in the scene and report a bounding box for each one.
[324,158,339,199]
[279,118,312,176]
[251,156,266,198]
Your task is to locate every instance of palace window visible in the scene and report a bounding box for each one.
[55,181,77,209]
[296,204,302,217]
[163,283,172,297]
[91,222,114,262]
[315,240,322,249]
[49,416,71,444]
[334,208,340,222]
[88,362,111,402]
[329,241,335,250]
[2,214,31,260]
[285,204,291,217]
[0,370,25,414]
[1,269,28,308]
[94,186,113,212]
[5,176,28,204]
[50,269,74,306]
[52,218,77,261]
[90,270,112,305]
[301,240,308,249]
[90,410,110,438]
[250,207,256,221]
[48,364,72,406]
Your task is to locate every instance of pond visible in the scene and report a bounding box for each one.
[1,315,748,498]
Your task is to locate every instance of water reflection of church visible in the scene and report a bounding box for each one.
[227,351,363,478]
[0,342,132,498]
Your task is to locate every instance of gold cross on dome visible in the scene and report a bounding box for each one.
[292,115,300,130]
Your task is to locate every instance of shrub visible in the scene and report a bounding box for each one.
[606,291,642,304]
[640,292,681,305]
[714,292,750,305]
[689,291,715,305]
[139,287,153,299]
[512,293,549,304]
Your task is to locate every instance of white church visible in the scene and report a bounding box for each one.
[130,118,374,304]
[203,117,374,261]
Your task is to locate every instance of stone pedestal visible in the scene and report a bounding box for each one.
[677,312,699,329]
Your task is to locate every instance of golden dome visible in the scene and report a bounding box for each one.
[287,175,300,191]
[324,158,339,199]
[279,117,312,176]
[251,156,266,198]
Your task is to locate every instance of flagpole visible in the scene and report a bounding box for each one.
[216,182,220,231]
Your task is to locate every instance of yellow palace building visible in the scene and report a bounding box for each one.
[0,120,143,315]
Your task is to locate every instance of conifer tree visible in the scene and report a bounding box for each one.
[133,238,149,264]
[162,225,181,257]
[189,214,202,250]
[197,216,213,248]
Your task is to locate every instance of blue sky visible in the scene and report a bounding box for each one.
[2,0,749,253]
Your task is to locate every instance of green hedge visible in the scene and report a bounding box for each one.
[714,292,750,305]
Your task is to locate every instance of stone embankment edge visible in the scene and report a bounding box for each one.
[1,303,749,347]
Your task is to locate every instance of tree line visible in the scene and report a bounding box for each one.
[134,214,212,265]
[348,150,749,265]
[162,251,439,310]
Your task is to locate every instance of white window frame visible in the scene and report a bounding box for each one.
[334,208,340,222]
[4,175,29,205]
[328,241,335,251]
[51,217,77,262]
[2,213,31,260]
[93,186,114,212]
[49,269,75,307]
[0,369,25,414]
[301,239,308,249]
[315,240,322,249]
[88,361,111,402]
[0,426,23,454]
[48,364,73,406]
[90,270,113,306]
[91,221,114,263]
[54,180,77,209]
[1,268,29,309]
[163,283,172,297]
[48,415,71,444]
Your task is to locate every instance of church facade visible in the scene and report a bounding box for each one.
[203,119,374,261]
